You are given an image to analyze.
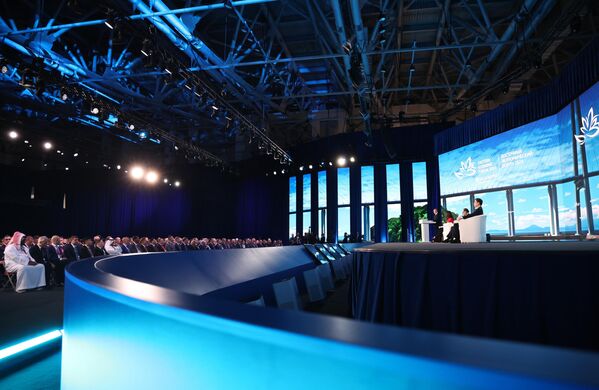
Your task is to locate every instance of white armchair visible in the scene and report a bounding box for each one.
[442,223,454,241]
[458,215,487,243]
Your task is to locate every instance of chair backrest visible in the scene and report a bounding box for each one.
[442,223,454,240]
[458,215,487,243]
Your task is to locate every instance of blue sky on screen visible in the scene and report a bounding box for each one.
[578,82,599,174]
[338,168,350,205]
[412,162,427,200]
[386,164,400,202]
[318,171,327,208]
[289,177,296,212]
[289,213,296,237]
[303,174,311,210]
[439,108,573,196]
[361,166,374,203]
[338,206,350,240]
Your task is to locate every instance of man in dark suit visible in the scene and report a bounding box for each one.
[119,237,131,254]
[432,208,443,242]
[29,236,53,286]
[126,237,138,253]
[63,236,81,261]
[92,239,108,256]
[46,235,67,285]
[79,238,94,259]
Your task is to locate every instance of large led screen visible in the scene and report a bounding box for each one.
[439,106,573,196]
[578,81,599,174]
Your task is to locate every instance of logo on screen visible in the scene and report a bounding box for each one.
[454,157,476,179]
[575,107,599,146]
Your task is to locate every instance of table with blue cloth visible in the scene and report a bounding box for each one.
[350,242,599,351]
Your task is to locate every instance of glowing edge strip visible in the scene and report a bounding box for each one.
[0,330,63,360]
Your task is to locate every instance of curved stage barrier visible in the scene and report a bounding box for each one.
[62,247,599,389]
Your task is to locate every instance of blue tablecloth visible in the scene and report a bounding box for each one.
[350,245,599,351]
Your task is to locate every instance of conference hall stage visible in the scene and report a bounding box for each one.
[351,241,599,352]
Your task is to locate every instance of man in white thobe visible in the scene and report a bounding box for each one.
[3,231,46,293]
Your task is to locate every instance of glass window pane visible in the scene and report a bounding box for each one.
[303,174,311,210]
[445,195,470,218]
[475,191,508,234]
[414,201,428,242]
[361,205,375,241]
[556,181,579,233]
[338,167,350,205]
[361,166,374,204]
[513,186,551,234]
[387,203,402,242]
[386,164,400,202]
[289,213,296,239]
[318,209,327,241]
[338,206,350,241]
[413,162,427,200]
[589,175,599,232]
[318,171,327,208]
[289,177,296,213]
[303,211,311,235]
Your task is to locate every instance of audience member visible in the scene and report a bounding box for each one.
[3,231,46,292]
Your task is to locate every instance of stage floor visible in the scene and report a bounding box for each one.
[356,241,599,253]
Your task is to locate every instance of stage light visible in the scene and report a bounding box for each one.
[24,140,29,144]
[128,124,135,130]
[91,107,99,115]
[350,156,356,163]
[43,142,53,150]
[139,131,147,139]
[163,178,168,183]
[273,171,277,175]
[8,130,18,139]
[145,171,159,184]
[308,164,313,170]
[130,166,145,180]
[65,167,70,171]
[0,329,63,360]
[60,87,68,101]
[337,157,347,166]
[73,153,78,157]
[328,162,333,166]
[174,145,179,151]
[299,166,304,171]
[174,181,181,187]
[21,158,25,162]
[57,150,62,154]
[116,165,121,170]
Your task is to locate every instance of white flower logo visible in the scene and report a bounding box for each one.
[454,157,476,179]
[575,107,599,146]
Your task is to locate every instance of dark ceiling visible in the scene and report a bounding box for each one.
[0,0,597,171]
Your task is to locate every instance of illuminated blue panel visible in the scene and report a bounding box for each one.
[289,177,296,213]
[556,181,579,233]
[338,206,350,241]
[579,81,599,174]
[413,162,428,200]
[0,330,62,360]
[513,186,551,234]
[386,164,400,202]
[289,213,296,239]
[338,167,350,205]
[303,174,311,211]
[318,171,327,208]
[62,264,596,389]
[361,166,374,204]
[303,211,311,235]
[474,191,508,234]
[439,108,573,196]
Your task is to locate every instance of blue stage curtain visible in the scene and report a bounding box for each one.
[399,163,415,242]
[434,37,599,155]
[350,249,599,351]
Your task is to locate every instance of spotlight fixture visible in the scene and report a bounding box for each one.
[308,164,313,170]
[0,58,7,74]
[128,124,135,130]
[145,171,159,184]
[138,131,148,139]
[299,166,304,171]
[21,158,25,162]
[60,87,68,101]
[43,142,53,150]
[337,157,347,166]
[273,171,277,175]
[73,153,79,157]
[174,181,181,187]
[116,165,121,170]
[328,162,333,166]
[91,106,100,115]
[130,166,145,180]
[24,140,29,144]
[163,178,168,183]
[8,130,18,139]
[65,167,70,171]
[349,156,356,163]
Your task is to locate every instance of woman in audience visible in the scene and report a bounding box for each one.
[3,231,46,292]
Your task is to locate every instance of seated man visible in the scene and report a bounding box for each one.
[3,231,46,292]
[445,198,484,243]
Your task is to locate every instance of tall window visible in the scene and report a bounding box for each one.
[513,186,551,235]
[386,164,401,242]
[412,162,428,241]
[474,191,508,235]
[289,177,297,239]
[361,166,375,241]
[302,174,311,235]
[338,167,350,241]
[318,171,327,241]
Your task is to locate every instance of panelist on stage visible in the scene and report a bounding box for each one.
[445,198,484,243]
